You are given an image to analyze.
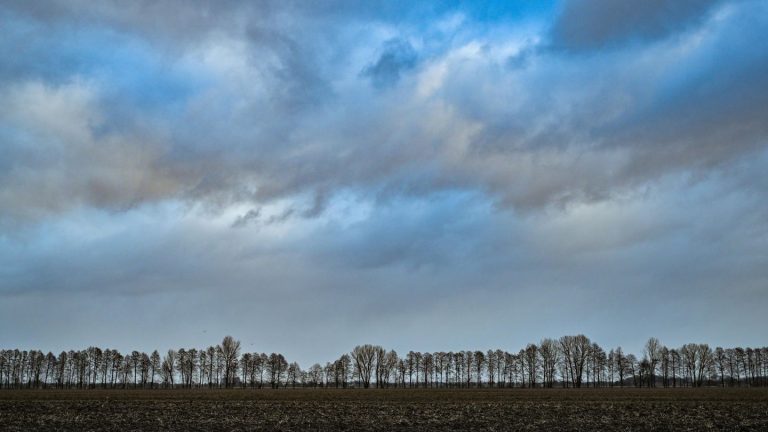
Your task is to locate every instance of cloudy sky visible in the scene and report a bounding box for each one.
[1,0,766,364]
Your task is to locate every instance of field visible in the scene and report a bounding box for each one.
[1,388,767,431]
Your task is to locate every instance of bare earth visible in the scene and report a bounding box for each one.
[1,388,767,431]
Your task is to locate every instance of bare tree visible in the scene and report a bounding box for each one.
[373,346,387,388]
[220,336,241,388]
[626,354,638,387]
[382,350,398,388]
[287,362,301,388]
[714,347,727,387]
[351,345,377,388]
[307,363,324,387]
[149,351,160,389]
[644,337,661,387]
[452,352,464,388]
[162,350,176,388]
[680,343,713,387]
[266,353,288,388]
[473,351,485,387]
[670,349,680,387]
[3,335,766,390]
[406,351,416,388]
[524,344,538,387]
[539,339,559,388]
[559,335,591,388]
[660,347,670,387]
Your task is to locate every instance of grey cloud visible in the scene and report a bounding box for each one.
[244,25,334,113]
[597,5,768,182]
[361,38,418,88]
[231,208,261,228]
[453,2,768,209]
[506,44,536,69]
[1,0,438,48]
[0,82,185,223]
[1,0,767,364]
[2,166,766,361]
[274,208,297,224]
[315,194,485,270]
[1,0,766,225]
[551,0,723,51]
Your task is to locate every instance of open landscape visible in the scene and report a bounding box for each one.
[2,388,768,431]
[2,0,767,430]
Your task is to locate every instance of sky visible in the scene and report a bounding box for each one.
[0,0,766,365]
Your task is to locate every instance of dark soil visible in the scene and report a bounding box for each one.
[1,387,767,431]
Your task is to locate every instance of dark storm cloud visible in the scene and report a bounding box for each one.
[551,0,724,50]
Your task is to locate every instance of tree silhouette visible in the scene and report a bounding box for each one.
[220,336,241,388]
[352,345,377,388]
[1,335,765,389]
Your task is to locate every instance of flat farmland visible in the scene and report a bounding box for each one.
[1,388,767,431]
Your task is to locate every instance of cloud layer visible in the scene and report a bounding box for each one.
[2,0,766,219]
[1,0,766,362]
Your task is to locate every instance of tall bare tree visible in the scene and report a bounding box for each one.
[351,345,377,388]
[644,337,662,387]
[220,336,241,388]
[559,335,591,388]
[162,350,176,388]
[539,339,559,388]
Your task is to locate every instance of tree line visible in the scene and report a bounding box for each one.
[1,335,766,389]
